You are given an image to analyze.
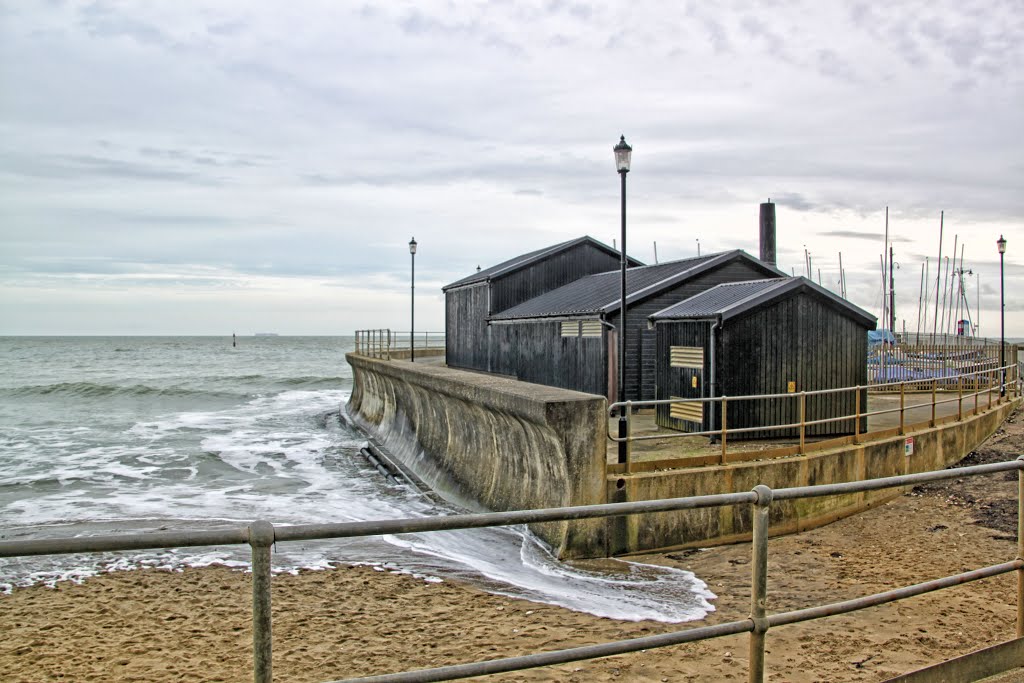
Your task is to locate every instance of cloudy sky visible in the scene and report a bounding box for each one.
[1,0,1022,337]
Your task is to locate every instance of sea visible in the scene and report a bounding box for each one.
[0,336,714,623]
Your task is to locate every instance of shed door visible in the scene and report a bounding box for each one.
[669,345,704,429]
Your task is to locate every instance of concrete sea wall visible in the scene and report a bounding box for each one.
[345,354,608,559]
[348,353,1020,558]
[608,397,1021,554]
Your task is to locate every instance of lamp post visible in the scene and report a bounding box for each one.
[614,135,632,464]
[998,234,1006,396]
[409,237,417,363]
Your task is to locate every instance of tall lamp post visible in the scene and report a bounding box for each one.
[614,135,632,464]
[409,237,417,363]
[998,234,1006,396]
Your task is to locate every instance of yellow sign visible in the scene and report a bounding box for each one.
[787,381,796,393]
[691,376,698,388]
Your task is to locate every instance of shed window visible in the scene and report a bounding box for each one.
[560,321,580,337]
[669,396,703,422]
[670,346,704,369]
[580,320,602,337]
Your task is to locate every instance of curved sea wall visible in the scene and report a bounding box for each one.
[609,396,1021,554]
[345,354,608,559]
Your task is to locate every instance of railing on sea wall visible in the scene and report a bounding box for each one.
[390,330,446,350]
[355,329,394,359]
[354,329,445,360]
[869,340,1018,387]
[610,363,1022,472]
[2,459,1024,682]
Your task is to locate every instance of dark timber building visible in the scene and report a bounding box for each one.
[649,277,876,438]
[443,236,640,373]
[445,239,786,401]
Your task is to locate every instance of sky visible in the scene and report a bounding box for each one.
[1,1,1022,337]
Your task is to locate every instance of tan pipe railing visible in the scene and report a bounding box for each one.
[354,330,445,359]
[2,459,1023,681]
[611,362,1021,471]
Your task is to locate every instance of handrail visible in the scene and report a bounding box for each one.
[3,458,1023,682]
[354,329,446,358]
[609,363,1021,467]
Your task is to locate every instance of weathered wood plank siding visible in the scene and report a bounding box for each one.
[613,260,775,402]
[445,283,489,371]
[655,321,712,430]
[490,321,608,396]
[717,297,869,437]
[655,290,870,437]
[490,242,623,314]
[446,241,623,373]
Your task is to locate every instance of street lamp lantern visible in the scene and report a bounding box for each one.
[409,237,417,362]
[998,235,1006,396]
[614,135,632,173]
[614,135,631,464]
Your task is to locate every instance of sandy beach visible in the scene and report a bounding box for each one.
[3,405,1022,682]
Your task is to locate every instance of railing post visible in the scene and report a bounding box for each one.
[1018,456,1024,638]
[974,370,979,415]
[625,400,633,474]
[853,386,861,444]
[720,397,728,464]
[957,373,963,421]
[249,520,275,683]
[799,392,806,454]
[748,484,773,683]
[989,369,994,409]
[899,382,905,435]
[931,379,937,427]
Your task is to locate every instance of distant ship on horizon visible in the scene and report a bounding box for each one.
[254,332,279,337]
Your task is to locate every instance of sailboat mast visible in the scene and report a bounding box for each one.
[940,235,956,338]
[883,207,889,332]
[921,260,929,344]
[932,211,944,341]
[889,245,896,334]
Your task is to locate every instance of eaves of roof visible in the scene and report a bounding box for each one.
[442,235,642,292]
[650,276,877,328]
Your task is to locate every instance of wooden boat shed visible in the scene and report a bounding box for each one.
[443,236,640,373]
[649,276,876,438]
[484,249,786,401]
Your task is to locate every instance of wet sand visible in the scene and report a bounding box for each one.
[3,406,1022,682]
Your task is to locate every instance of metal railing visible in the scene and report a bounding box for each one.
[355,329,394,359]
[610,362,1021,470]
[869,339,1015,387]
[354,330,446,360]
[2,458,1024,682]
[391,330,446,350]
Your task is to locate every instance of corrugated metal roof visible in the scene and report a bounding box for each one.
[650,276,877,327]
[442,235,639,291]
[650,279,790,319]
[490,250,767,320]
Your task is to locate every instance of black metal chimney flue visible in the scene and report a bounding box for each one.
[759,200,776,266]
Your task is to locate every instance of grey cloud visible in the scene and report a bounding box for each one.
[772,193,820,213]
[817,49,857,82]
[207,20,246,37]
[820,230,913,243]
[60,155,210,183]
[137,146,271,169]
[77,2,175,49]
[0,152,210,184]
[396,9,524,55]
